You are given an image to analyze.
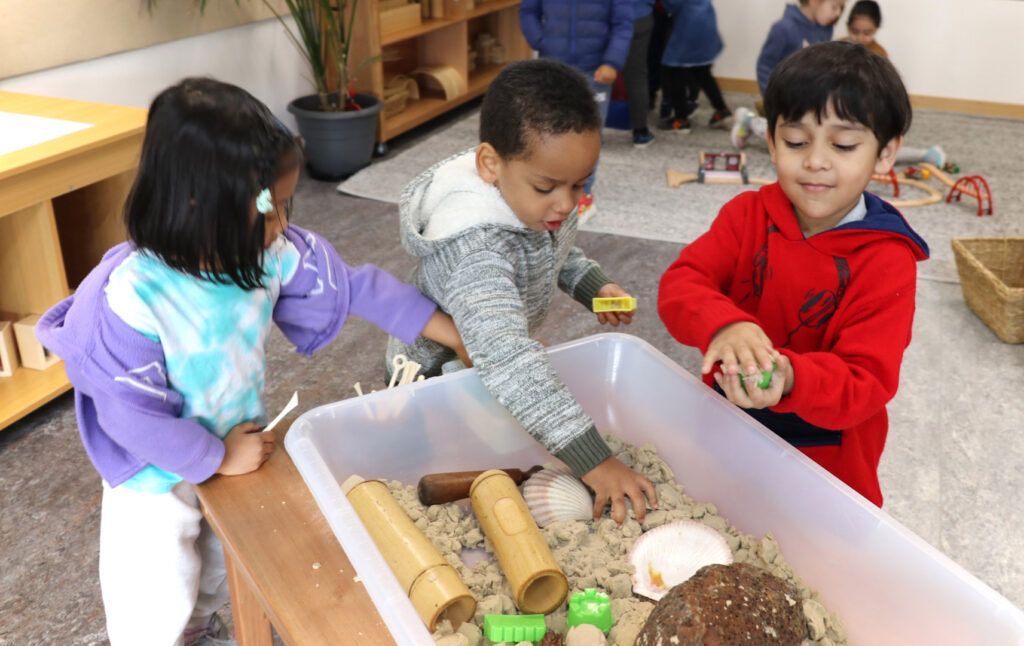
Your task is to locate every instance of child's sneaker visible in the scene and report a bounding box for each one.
[658,100,673,120]
[658,117,691,133]
[708,109,732,129]
[185,614,235,646]
[730,107,754,148]
[922,145,947,168]
[632,128,655,148]
[577,193,596,224]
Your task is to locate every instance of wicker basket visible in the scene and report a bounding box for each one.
[951,238,1024,343]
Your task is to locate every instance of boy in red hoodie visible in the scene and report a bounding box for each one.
[658,41,928,506]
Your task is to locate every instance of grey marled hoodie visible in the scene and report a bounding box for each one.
[385,150,613,476]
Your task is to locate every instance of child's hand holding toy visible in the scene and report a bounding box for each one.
[217,421,276,476]
[704,321,793,409]
[593,284,636,327]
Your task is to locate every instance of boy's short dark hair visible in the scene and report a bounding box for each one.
[479,59,601,160]
[764,41,910,152]
[126,77,301,289]
[848,0,881,27]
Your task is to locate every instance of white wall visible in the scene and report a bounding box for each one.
[2,0,1023,113]
[0,18,310,131]
[714,0,1024,105]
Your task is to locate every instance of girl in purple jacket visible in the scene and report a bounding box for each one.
[36,78,466,646]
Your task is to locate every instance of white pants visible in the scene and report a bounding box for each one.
[99,480,230,646]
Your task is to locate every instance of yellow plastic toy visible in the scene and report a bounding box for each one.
[592,297,637,313]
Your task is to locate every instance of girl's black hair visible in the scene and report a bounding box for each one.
[125,77,301,290]
[479,58,602,160]
[764,41,911,152]
[848,0,882,27]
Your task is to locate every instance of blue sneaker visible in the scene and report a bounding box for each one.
[632,129,655,148]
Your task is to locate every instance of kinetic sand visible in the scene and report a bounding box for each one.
[387,435,847,646]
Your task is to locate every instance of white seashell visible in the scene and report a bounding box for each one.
[522,467,593,527]
[626,520,733,601]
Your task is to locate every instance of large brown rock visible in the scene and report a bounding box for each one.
[634,562,805,646]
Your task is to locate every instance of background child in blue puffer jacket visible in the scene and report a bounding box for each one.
[658,0,731,133]
[520,0,634,221]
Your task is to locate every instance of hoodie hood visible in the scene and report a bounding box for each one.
[398,150,529,259]
[783,3,833,41]
[760,182,929,260]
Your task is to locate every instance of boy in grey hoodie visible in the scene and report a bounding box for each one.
[387,59,657,524]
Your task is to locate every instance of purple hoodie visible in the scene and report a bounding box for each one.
[36,224,437,488]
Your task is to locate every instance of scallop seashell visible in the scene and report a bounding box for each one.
[626,520,733,601]
[522,467,593,527]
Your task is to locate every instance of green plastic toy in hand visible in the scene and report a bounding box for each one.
[740,360,778,392]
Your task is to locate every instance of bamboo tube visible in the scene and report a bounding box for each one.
[469,470,569,614]
[343,476,476,631]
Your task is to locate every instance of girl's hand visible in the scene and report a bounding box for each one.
[421,310,473,367]
[217,421,275,476]
[595,283,635,327]
[713,351,792,409]
[703,321,775,380]
[580,456,658,524]
[594,65,617,85]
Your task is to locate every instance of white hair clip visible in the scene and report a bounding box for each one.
[256,188,274,214]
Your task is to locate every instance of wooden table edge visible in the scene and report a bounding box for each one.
[196,420,397,646]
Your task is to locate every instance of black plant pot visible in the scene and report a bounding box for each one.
[287,92,383,180]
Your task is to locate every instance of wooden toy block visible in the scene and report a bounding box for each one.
[0,320,20,377]
[13,314,60,371]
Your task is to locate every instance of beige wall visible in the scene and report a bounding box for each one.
[0,15,309,132]
[0,1,289,79]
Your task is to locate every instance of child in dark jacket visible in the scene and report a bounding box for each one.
[659,42,928,507]
[756,0,844,95]
[657,0,731,133]
[520,0,635,219]
[622,0,657,147]
[732,0,844,147]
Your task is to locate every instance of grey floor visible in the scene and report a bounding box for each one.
[2,102,1022,645]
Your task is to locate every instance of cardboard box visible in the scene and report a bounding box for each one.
[13,314,60,371]
[286,333,1024,645]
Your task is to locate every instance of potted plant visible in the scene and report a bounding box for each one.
[147,0,381,178]
[264,0,382,179]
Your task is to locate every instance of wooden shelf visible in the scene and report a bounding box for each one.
[379,62,510,140]
[355,0,531,144]
[468,63,506,94]
[0,91,145,432]
[0,362,71,430]
[381,17,457,46]
[466,0,523,20]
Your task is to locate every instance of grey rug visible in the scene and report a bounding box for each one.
[339,92,1024,283]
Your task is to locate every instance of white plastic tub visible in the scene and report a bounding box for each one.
[286,333,1024,645]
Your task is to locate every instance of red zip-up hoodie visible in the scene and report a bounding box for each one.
[658,182,929,506]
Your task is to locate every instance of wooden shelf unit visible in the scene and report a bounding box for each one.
[351,0,531,143]
[0,91,146,431]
